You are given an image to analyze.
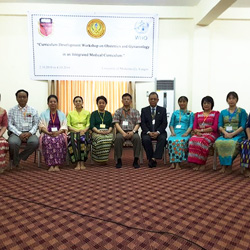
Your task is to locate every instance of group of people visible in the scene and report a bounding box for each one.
[169,92,249,177]
[0,89,249,177]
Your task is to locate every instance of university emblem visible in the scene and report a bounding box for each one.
[39,18,53,37]
[87,19,106,39]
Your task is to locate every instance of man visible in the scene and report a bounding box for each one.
[8,89,39,168]
[113,93,141,169]
[141,92,167,168]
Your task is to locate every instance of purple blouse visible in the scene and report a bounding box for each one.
[48,112,60,132]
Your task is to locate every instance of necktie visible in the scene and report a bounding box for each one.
[151,108,155,118]
[151,108,155,132]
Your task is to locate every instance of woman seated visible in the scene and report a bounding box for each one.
[188,96,220,170]
[90,96,113,163]
[215,91,247,174]
[0,105,9,174]
[240,114,250,177]
[67,96,90,170]
[168,96,194,169]
[39,95,67,171]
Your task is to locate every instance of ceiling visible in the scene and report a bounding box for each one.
[1,0,250,7]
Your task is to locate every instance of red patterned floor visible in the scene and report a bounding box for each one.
[0,149,250,250]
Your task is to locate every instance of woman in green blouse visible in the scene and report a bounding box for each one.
[67,96,90,170]
[90,96,113,163]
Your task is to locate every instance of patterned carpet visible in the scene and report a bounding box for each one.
[0,148,250,250]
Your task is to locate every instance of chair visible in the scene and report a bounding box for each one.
[113,127,143,164]
[114,139,143,164]
[9,142,40,169]
[212,143,241,170]
[208,144,217,170]
[142,139,167,165]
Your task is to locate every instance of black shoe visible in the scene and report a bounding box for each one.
[116,159,122,168]
[148,159,157,168]
[133,157,140,169]
[133,162,140,169]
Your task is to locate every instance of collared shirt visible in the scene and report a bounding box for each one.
[67,109,90,130]
[8,105,39,136]
[112,107,141,131]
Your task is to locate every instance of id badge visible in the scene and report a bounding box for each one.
[51,127,58,132]
[176,124,182,129]
[100,124,105,129]
[123,121,128,126]
[226,126,233,132]
[23,122,29,127]
[77,123,82,128]
[152,119,155,125]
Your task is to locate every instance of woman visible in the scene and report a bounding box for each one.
[215,91,247,173]
[240,114,250,177]
[0,105,9,174]
[39,95,67,171]
[67,96,90,170]
[188,96,220,170]
[90,96,113,163]
[168,96,194,169]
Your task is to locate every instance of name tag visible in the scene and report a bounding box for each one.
[77,124,82,127]
[152,119,155,125]
[51,127,58,132]
[123,121,128,126]
[176,124,182,129]
[226,126,233,132]
[100,124,105,129]
[23,122,29,127]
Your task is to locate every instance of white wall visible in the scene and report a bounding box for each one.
[192,20,250,113]
[0,15,48,115]
[0,3,250,122]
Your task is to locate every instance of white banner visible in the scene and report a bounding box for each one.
[28,12,158,81]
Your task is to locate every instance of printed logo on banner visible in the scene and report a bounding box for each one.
[134,20,149,34]
[39,18,53,37]
[87,19,106,38]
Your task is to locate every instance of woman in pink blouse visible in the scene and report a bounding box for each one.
[0,104,9,173]
[188,96,220,170]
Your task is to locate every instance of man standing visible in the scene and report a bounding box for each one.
[141,92,167,168]
[113,93,141,168]
[8,89,39,168]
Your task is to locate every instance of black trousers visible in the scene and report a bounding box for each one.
[141,133,167,160]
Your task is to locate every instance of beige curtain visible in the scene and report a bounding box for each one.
[52,80,134,115]
[48,80,58,95]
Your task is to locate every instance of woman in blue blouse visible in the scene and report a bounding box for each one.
[215,91,247,173]
[168,96,194,169]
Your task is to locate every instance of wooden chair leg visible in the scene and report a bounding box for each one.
[90,145,94,165]
[37,149,41,168]
[213,148,217,170]
[140,148,143,164]
[163,147,167,165]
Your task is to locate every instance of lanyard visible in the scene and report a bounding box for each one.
[122,109,130,119]
[179,110,183,124]
[98,111,105,124]
[21,106,28,120]
[50,112,57,125]
[203,111,211,124]
[179,110,189,124]
[228,108,237,124]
